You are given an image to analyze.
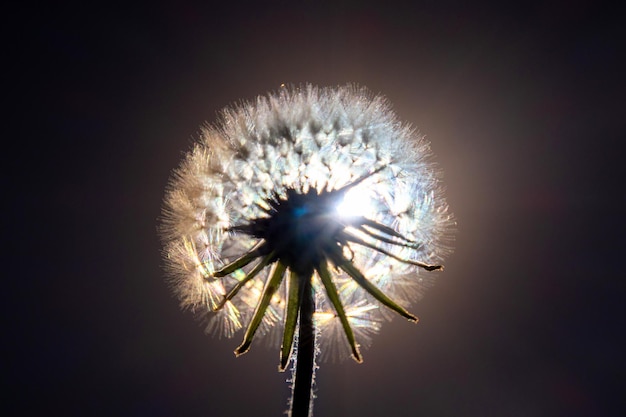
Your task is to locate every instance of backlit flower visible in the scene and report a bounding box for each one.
[161,85,454,368]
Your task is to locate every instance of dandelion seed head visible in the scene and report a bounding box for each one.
[161,84,454,360]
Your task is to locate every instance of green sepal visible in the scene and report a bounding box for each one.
[235,261,287,356]
[327,249,418,323]
[213,241,267,278]
[279,269,304,371]
[214,250,276,311]
[341,230,442,271]
[316,259,362,363]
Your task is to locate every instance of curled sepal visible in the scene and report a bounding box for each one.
[327,248,419,323]
[316,259,362,363]
[279,269,304,371]
[235,261,287,356]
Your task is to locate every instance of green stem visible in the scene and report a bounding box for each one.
[290,277,315,417]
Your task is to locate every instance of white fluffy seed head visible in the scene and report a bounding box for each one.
[161,84,454,358]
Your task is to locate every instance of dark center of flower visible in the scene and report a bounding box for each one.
[232,187,346,275]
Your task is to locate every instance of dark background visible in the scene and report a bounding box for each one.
[7,1,624,416]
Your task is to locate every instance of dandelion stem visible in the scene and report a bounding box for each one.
[290,276,315,417]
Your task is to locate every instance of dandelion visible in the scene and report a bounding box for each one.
[160,84,454,416]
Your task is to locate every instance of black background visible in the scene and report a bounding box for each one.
[7,1,625,416]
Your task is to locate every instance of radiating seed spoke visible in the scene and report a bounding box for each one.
[316,259,362,363]
[235,262,287,356]
[334,166,386,193]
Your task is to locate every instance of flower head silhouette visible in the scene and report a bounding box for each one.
[161,84,453,415]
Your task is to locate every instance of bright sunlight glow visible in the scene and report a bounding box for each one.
[335,186,374,219]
